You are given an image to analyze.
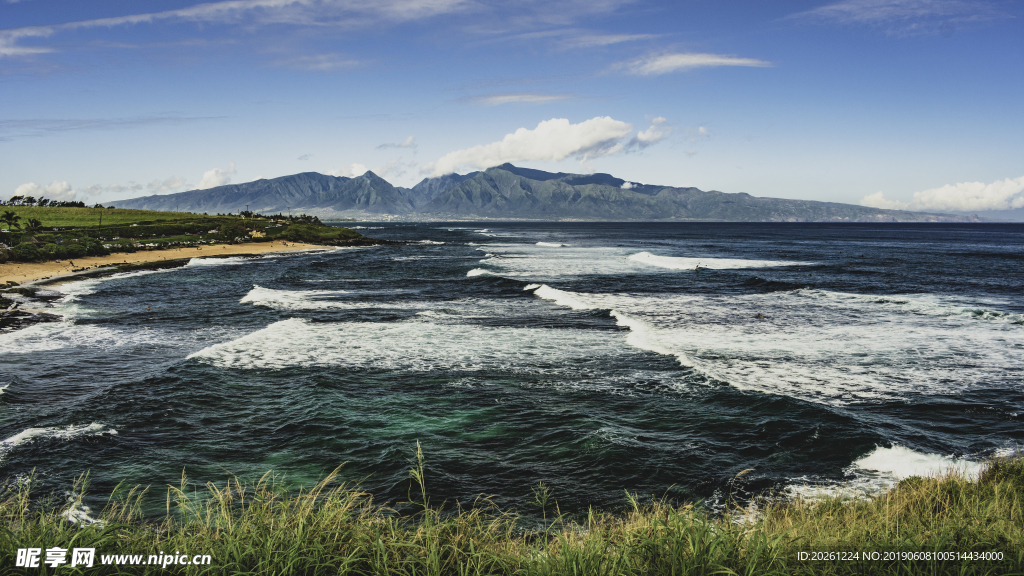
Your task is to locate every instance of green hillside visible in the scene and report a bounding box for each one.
[0,206,363,264]
[1,205,213,228]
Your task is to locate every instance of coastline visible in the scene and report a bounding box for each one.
[0,241,326,286]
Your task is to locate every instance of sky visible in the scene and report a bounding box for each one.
[1,0,1022,213]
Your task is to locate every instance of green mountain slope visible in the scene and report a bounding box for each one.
[417,164,978,222]
[117,171,413,215]
[111,164,981,222]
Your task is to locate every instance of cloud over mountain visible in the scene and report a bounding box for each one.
[197,162,237,190]
[860,175,1024,212]
[423,116,667,176]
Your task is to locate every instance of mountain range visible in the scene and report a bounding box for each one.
[116,164,982,222]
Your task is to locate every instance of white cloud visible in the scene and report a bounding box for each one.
[615,52,772,75]
[911,176,1024,211]
[632,116,669,148]
[270,53,361,71]
[559,33,660,49]
[13,180,77,202]
[10,176,192,203]
[860,176,1024,212]
[0,0,474,57]
[197,162,236,190]
[377,136,417,149]
[687,125,711,143]
[422,116,638,177]
[330,163,370,178]
[859,191,908,209]
[0,29,53,57]
[79,182,143,196]
[621,182,634,189]
[148,175,188,192]
[469,93,572,106]
[330,159,415,180]
[789,0,1003,34]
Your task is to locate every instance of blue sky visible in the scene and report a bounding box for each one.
[2,0,1022,213]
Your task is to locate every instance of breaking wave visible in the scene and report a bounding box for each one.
[629,251,813,270]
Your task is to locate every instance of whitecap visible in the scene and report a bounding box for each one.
[628,251,813,270]
[186,256,257,267]
[187,318,626,372]
[786,445,987,502]
[240,285,349,311]
[532,284,598,311]
[797,289,1024,325]
[0,423,117,461]
[521,285,1023,405]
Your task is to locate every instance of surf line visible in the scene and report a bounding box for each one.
[522,283,719,382]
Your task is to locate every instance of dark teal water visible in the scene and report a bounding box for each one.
[1,223,1022,516]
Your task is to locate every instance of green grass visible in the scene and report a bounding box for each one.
[1,206,215,228]
[1,207,367,264]
[2,446,1022,575]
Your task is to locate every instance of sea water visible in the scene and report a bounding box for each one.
[1,222,1022,513]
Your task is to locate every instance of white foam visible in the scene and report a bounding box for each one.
[0,322,169,354]
[188,318,628,372]
[64,502,103,526]
[853,445,984,480]
[0,423,117,461]
[478,243,645,280]
[418,240,445,245]
[798,289,1024,325]
[466,268,492,277]
[240,285,349,311]
[186,256,255,267]
[628,251,813,270]
[519,285,1023,405]
[532,284,598,311]
[787,445,987,502]
[536,242,564,247]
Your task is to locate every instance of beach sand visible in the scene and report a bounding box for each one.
[0,241,326,285]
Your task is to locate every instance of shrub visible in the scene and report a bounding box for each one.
[281,224,322,242]
[63,243,87,259]
[11,242,42,262]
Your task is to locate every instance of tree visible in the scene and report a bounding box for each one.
[219,223,247,244]
[25,218,43,232]
[1,210,21,230]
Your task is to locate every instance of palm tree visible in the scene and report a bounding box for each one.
[25,218,43,232]
[1,210,21,231]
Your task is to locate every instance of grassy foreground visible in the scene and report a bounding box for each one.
[2,448,1022,575]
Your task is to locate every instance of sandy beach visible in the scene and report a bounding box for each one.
[0,241,327,285]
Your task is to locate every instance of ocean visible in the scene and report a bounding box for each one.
[1,222,1022,517]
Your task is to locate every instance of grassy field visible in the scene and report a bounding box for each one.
[1,206,216,228]
[2,446,1021,575]
[1,206,364,263]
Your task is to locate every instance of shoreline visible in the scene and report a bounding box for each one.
[0,241,327,286]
